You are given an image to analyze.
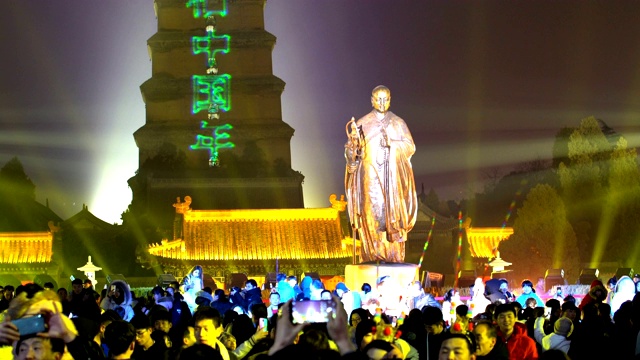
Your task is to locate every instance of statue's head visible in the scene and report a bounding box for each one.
[371,85,391,114]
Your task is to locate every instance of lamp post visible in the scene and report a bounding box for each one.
[77,256,103,289]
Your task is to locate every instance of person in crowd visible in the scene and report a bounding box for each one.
[578,279,607,311]
[130,313,169,359]
[484,279,509,305]
[450,304,471,334]
[498,279,515,303]
[494,303,538,360]
[286,276,303,300]
[473,320,508,360]
[193,306,230,360]
[469,278,490,318]
[398,308,427,359]
[266,292,280,317]
[0,286,103,359]
[335,282,362,317]
[553,287,564,301]
[516,279,544,309]
[104,320,136,359]
[230,280,263,314]
[605,276,617,305]
[423,305,447,360]
[265,296,356,357]
[274,273,295,303]
[442,288,461,327]
[309,279,325,301]
[211,288,233,316]
[406,280,440,311]
[320,290,332,301]
[0,285,14,313]
[534,315,572,354]
[298,276,313,301]
[439,333,477,360]
[100,279,134,321]
[181,265,204,314]
[611,275,636,315]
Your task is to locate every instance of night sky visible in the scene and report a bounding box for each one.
[1,1,640,224]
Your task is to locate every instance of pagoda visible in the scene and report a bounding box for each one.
[129,0,304,231]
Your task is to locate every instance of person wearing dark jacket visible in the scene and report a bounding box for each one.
[484,279,509,305]
[230,279,263,314]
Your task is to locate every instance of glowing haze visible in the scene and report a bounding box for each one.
[1,1,640,224]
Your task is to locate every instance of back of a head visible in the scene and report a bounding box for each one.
[251,302,268,319]
[545,298,560,310]
[422,305,444,326]
[298,328,331,351]
[355,319,377,349]
[130,313,151,330]
[311,279,324,290]
[455,304,469,318]
[105,320,135,356]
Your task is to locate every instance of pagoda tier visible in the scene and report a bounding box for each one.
[130,0,303,227]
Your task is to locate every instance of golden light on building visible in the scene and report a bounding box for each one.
[0,232,53,264]
[149,204,353,262]
[465,227,514,258]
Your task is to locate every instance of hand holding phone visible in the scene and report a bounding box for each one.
[290,300,336,324]
[12,315,46,336]
[258,318,268,331]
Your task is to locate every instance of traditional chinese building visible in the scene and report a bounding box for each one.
[148,195,353,280]
[129,0,304,233]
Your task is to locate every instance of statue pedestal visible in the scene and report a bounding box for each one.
[345,262,419,291]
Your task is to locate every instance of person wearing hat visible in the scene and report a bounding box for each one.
[83,279,93,290]
[533,315,572,354]
[334,282,361,317]
[494,303,538,360]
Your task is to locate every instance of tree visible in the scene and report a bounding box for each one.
[552,127,575,169]
[0,157,35,200]
[606,137,640,263]
[558,117,611,260]
[499,184,580,284]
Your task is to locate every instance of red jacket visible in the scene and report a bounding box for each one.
[498,322,538,360]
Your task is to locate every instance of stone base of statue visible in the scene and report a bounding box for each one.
[345,262,419,292]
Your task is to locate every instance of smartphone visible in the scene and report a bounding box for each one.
[291,300,336,324]
[69,275,75,281]
[110,285,116,292]
[12,315,46,336]
[258,317,268,331]
[544,306,552,318]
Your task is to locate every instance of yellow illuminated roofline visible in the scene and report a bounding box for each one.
[184,207,340,222]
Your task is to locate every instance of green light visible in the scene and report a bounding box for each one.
[186,0,227,18]
[190,121,235,163]
[192,74,231,114]
[192,33,230,67]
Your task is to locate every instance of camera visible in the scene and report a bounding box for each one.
[291,300,336,324]
[12,315,46,336]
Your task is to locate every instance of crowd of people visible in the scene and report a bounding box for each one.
[1,272,640,359]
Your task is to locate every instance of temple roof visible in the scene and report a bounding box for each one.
[465,226,514,258]
[64,204,118,231]
[0,231,53,263]
[149,207,352,261]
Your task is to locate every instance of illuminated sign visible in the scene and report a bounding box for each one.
[187,0,233,166]
[190,121,235,167]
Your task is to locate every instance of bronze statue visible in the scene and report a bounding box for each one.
[345,86,418,263]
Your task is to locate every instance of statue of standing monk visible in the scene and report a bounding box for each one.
[345,86,418,263]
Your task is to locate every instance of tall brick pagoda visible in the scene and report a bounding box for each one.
[129,0,304,229]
